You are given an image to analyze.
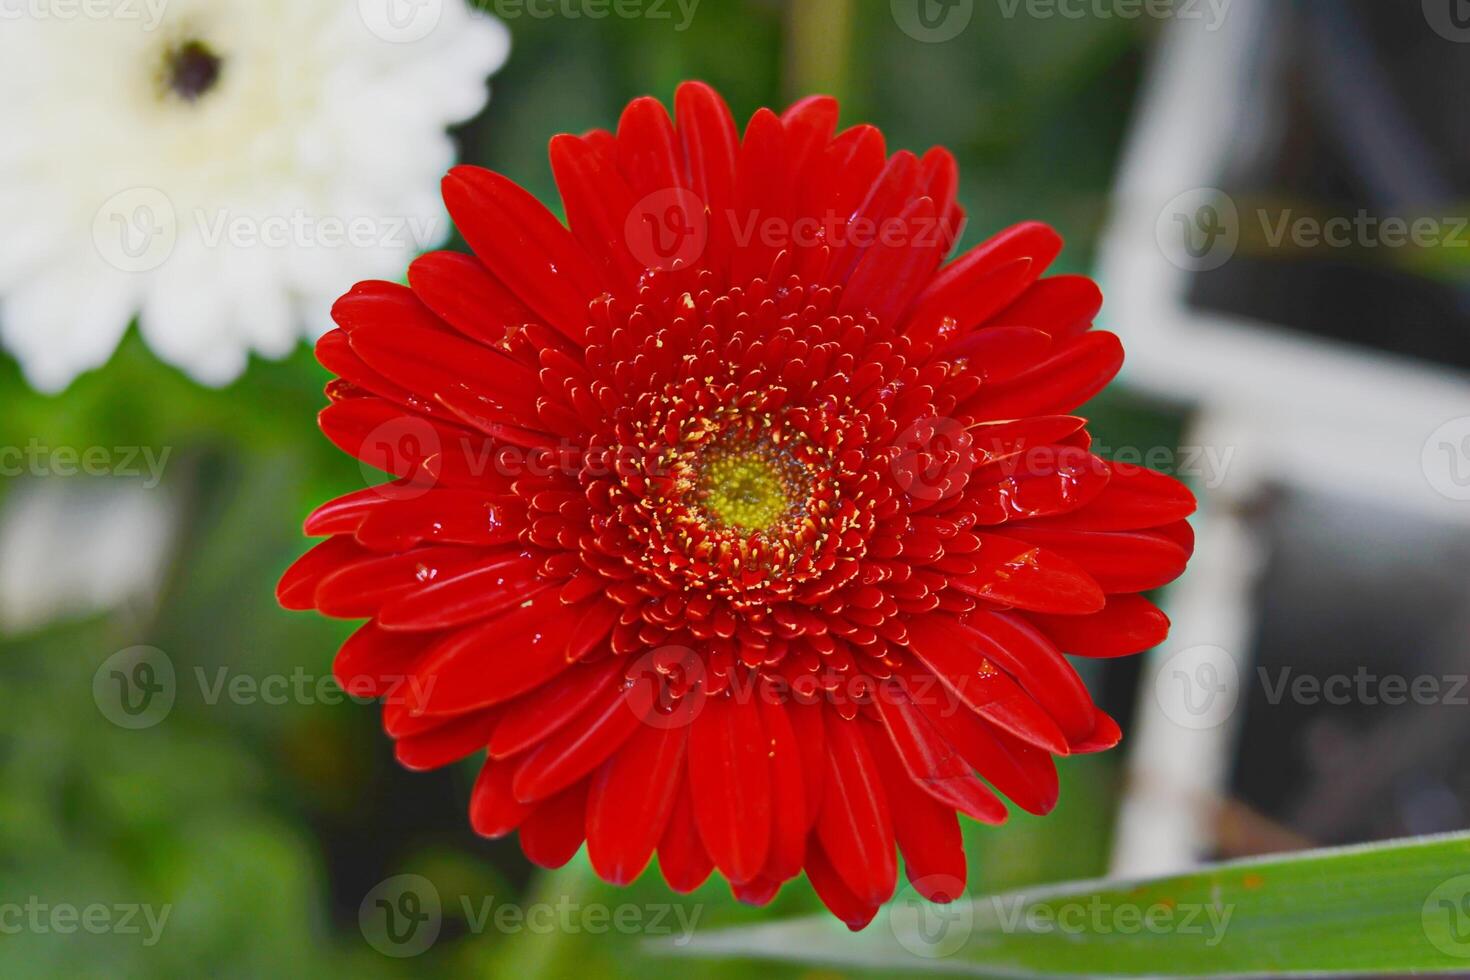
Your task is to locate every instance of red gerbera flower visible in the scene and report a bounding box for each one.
[279,82,1195,930]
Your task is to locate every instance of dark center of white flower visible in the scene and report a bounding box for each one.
[163,40,223,103]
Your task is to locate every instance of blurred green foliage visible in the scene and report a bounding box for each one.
[0,3,1180,976]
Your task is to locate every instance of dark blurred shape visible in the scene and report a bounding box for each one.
[1232,486,1470,845]
[1188,0,1470,370]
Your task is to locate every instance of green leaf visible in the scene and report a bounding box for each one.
[660,831,1470,977]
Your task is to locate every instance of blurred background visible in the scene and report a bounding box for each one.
[2,0,1468,976]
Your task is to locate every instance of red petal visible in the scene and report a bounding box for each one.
[352,492,522,551]
[905,255,1034,349]
[815,715,897,907]
[873,682,1008,824]
[551,133,643,287]
[1028,464,1197,532]
[395,709,500,771]
[408,251,533,347]
[956,532,1105,615]
[407,591,587,717]
[442,166,608,343]
[969,416,1088,467]
[617,96,683,196]
[787,698,826,831]
[904,221,1062,343]
[732,876,782,907]
[376,557,552,631]
[689,694,772,885]
[317,396,512,492]
[987,274,1103,339]
[675,81,739,274]
[904,615,1070,755]
[827,150,921,284]
[938,326,1054,383]
[758,697,807,882]
[331,280,446,336]
[277,536,366,610]
[963,610,1096,741]
[1026,594,1171,658]
[316,329,453,423]
[332,621,434,699]
[490,654,624,758]
[302,486,383,538]
[864,722,967,900]
[968,447,1111,525]
[920,146,962,255]
[841,194,945,326]
[1001,526,1191,593]
[511,683,642,803]
[470,759,533,838]
[913,698,1060,815]
[347,316,542,426]
[729,108,790,284]
[520,781,589,869]
[1071,708,1123,754]
[780,95,840,192]
[314,546,490,619]
[587,724,687,885]
[962,331,1124,420]
[928,221,1062,299]
[804,837,880,931]
[659,772,715,894]
[797,125,885,278]
[1152,518,1196,557]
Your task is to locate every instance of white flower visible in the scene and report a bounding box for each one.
[0,0,510,391]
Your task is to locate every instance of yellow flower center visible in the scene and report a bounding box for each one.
[698,448,793,531]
